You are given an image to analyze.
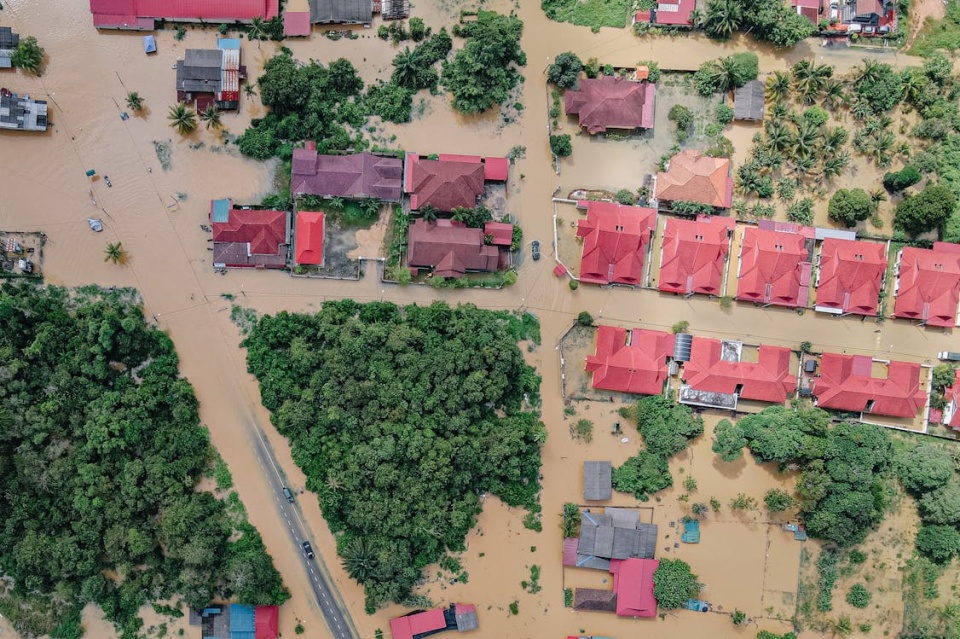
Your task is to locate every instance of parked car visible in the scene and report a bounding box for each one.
[282,486,294,503]
[939,351,960,362]
[531,240,541,261]
[302,541,314,559]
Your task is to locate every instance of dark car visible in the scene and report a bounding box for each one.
[282,486,294,503]
[531,240,541,261]
[302,541,314,559]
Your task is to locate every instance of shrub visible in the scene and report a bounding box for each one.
[548,52,583,89]
[730,493,758,511]
[845,583,871,608]
[916,525,960,564]
[569,279,579,290]
[615,188,635,205]
[11,35,45,75]
[550,134,573,157]
[828,188,873,227]
[668,104,694,142]
[803,106,829,128]
[715,103,734,126]
[652,559,702,609]
[636,60,662,83]
[883,165,921,193]
[576,311,594,326]
[764,489,797,512]
[671,320,689,334]
[570,419,593,443]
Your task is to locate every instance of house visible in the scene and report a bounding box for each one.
[483,222,514,247]
[175,39,243,111]
[940,370,960,431]
[736,224,815,308]
[191,604,278,639]
[572,508,658,569]
[893,243,960,327]
[680,338,796,407]
[658,215,735,296]
[89,0,279,30]
[0,88,48,132]
[585,326,674,396]
[291,150,403,201]
[389,603,478,639]
[0,27,19,69]
[791,0,824,24]
[309,0,372,25]
[583,461,612,501]
[815,238,887,317]
[843,0,894,26]
[654,150,733,209]
[435,153,509,182]
[294,211,324,266]
[611,558,659,618]
[812,353,926,418]
[576,200,657,286]
[633,0,696,26]
[404,154,486,212]
[406,219,499,278]
[563,76,656,135]
[210,199,288,269]
[733,81,765,121]
[283,11,312,36]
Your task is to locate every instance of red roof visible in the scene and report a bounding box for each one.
[291,151,403,201]
[563,76,656,134]
[283,11,311,36]
[585,326,674,395]
[813,353,926,418]
[893,245,960,327]
[736,226,813,308]
[404,154,485,212]
[484,157,509,182]
[89,0,278,26]
[610,558,659,618]
[654,0,695,24]
[683,339,796,403]
[295,211,324,265]
[211,202,287,268]
[944,370,960,429]
[655,150,733,209]
[254,606,278,639]
[483,221,514,246]
[816,238,887,316]
[389,609,446,639]
[407,219,499,278]
[576,200,656,286]
[562,537,579,566]
[658,215,735,296]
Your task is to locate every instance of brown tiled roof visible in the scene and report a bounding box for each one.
[655,150,732,208]
[574,589,618,612]
[291,151,403,201]
[563,76,656,134]
[405,156,485,212]
[406,219,499,278]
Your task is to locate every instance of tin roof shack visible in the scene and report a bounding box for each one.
[89,0,279,30]
[291,150,403,201]
[583,461,612,501]
[893,242,960,328]
[733,81,765,121]
[585,326,674,396]
[0,27,20,69]
[0,89,48,132]
[191,604,278,639]
[563,76,657,135]
[406,219,500,279]
[389,603,478,639]
[210,199,289,269]
[309,0,373,25]
[176,39,244,111]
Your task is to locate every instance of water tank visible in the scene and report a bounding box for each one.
[673,332,693,362]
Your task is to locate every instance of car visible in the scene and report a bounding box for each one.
[282,486,294,503]
[531,240,541,261]
[302,541,314,559]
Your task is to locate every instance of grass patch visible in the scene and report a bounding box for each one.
[541,0,632,29]
[909,1,960,56]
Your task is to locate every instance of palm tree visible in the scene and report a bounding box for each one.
[703,0,742,39]
[792,155,816,177]
[125,91,144,112]
[391,48,420,90]
[869,188,887,209]
[766,71,791,103]
[766,122,793,153]
[853,59,883,85]
[689,8,703,27]
[167,103,197,135]
[451,207,471,223]
[248,17,267,47]
[199,105,222,130]
[104,242,127,265]
[830,616,853,638]
[419,204,438,221]
[359,198,381,217]
[341,539,377,583]
[824,126,849,152]
[793,122,819,159]
[821,153,849,180]
[243,84,257,98]
[327,197,345,211]
[325,475,343,492]
[821,79,845,110]
[851,98,872,121]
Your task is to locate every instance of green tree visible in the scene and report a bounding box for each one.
[669,104,694,142]
[894,185,957,236]
[623,395,704,458]
[548,52,583,89]
[612,452,671,499]
[764,488,797,513]
[103,242,127,265]
[899,443,955,494]
[550,134,572,157]
[715,103,734,126]
[766,71,791,103]
[703,0,743,39]
[615,189,635,205]
[11,36,45,75]
[882,166,921,193]
[167,103,198,135]
[827,188,873,227]
[576,311,594,326]
[918,481,960,526]
[200,105,222,130]
[693,52,759,96]
[712,418,746,462]
[125,91,145,112]
[845,584,871,609]
[248,17,268,47]
[652,559,702,609]
[853,60,902,115]
[916,525,960,564]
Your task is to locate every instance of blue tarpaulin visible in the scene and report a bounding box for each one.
[142,35,156,53]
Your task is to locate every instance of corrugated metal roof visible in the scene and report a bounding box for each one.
[217,37,241,50]
[211,198,231,223]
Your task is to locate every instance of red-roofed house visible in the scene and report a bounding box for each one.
[576,200,657,286]
[294,211,324,266]
[283,11,312,36]
[585,326,675,395]
[610,558,659,618]
[434,154,507,182]
[404,153,486,212]
[792,0,824,24]
[483,221,514,247]
[682,339,796,404]
[634,0,695,26]
[655,150,733,210]
[407,219,499,278]
[815,238,887,316]
[736,225,814,308]
[563,76,657,135]
[210,198,288,269]
[254,606,278,639]
[89,0,278,30]
[389,604,478,639]
[291,151,403,201]
[658,215,735,296]
[941,370,960,431]
[813,353,927,418]
[893,243,960,327]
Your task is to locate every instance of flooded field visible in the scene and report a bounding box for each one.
[0,0,953,638]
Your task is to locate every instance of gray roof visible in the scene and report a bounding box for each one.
[309,0,372,24]
[0,27,19,50]
[577,510,658,560]
[176,49,223,93]
[0,92,48,132]
[583,461,612,501]
[454,609,478,632]
[734,81,765,121]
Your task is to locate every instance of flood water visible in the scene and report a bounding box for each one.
[0,1,946,638]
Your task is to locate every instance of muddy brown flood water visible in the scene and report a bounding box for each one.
[0,1,947,638]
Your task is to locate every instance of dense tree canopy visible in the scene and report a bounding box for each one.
[548,52,583,89]
[0,283,285,638]
[703,0,814,47]
[693,52,759,96]
[712,418,746,462]
[652,559,702,609]
[894,184,957,236]
[242,301,544,609]
[828,188,874,227]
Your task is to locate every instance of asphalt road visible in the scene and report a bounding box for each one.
[245,416,359,639]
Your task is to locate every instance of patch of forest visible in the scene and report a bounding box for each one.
[241,300,544,610]
[0,283,286,639]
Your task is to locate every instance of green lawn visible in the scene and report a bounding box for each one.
[541,0,634,29]
[909,1,960,56]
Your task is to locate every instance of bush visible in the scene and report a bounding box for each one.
[845,583,871,608]
[615,188,635,205]
[612,451,672,499]
[548,52,583,89]
[408,17,427,41]
[11,35,45,75]
[715,103,734,126]
[571,419,593,443]
[550,134,573,157]
[764,489,797,512]
[803,106,828,128]
[916,525,960,564]
[786,198,814,225]
[668,104,694,142]
[652,559,702,609]
[636,60,662,83]
[828,188,873,227]
[883,166,922,193]
[712,419,746,462]
[577,311,594,326]
[671,320,689,334]
[894,184,957,236]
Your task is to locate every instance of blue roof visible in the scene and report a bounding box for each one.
[230,605,255,632]
[142,35,156,53]
[218,38,241,50]
[211,198,231,223]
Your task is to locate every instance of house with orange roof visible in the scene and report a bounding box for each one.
[585,326,675,395]
[893,242,960,328]
[576,200,657,286]
[294,211,324,266]
[654,150,733,210]
[736,223,815,308]
[812,353,927,418]
[815,238,887,317]
[658,215,735,297]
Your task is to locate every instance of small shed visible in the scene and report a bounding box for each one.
[583,461,612,501]
[733,81,765,121]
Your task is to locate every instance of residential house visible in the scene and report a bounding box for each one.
[815,238,887,317]
[283,10,312,36]
[585,326,675,396]
[791,0,824,24]
[812,353,926,418]
[89,0,279,30]
[483,221,514,247]
[0,27,19,69]
[654,150,733,210]
[404,154,486,212]
[680,338,796,408]
[565,508,658,570]
[406,219,500,278]
[210,199,288,269]
[843,0,895,26]
[611,558,659,618]
[736,223,815,308]
[583,461,612,501]
[633,0,696,27]
[893,243,960,328]
[576,200,657,286]
[658,215,735,296]
[309,0,372,25]
[191,604,278,639]
[563,76,656,135]
[294,211,325,266]
[389,604,478,639]
[940,370,960,432]
[175,39,243,111]
[733,81,765,121]
[0,88,48,132]
[291,149,403,201]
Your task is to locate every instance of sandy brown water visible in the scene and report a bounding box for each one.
[0,1,946,638]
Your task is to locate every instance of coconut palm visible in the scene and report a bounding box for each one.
[793,123,820,159]
[243,84,257,97]
[792,155,817,177]
[869,188,887,208]
[391,48,420,90]
[689,8,703,27]
[769,102,790,121]
[821,152,849,180]
[104,242,127,265]
[870,132,896,166]
[247,17,267,47]
[766,123,794,153]
[359,198,381,217]
[125,91,145,112]
[167,103,197,135]
[703,0,742,39]
[341,539,377,582]
[853,59,883,85]
[821,79,845,110]
[824,126,849,153]
[199,105,222,130]
[419,203,438,221]
[900,68,927,104]
[766,71,791,103]
[327,197,345,211]
[851,98,872,121]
